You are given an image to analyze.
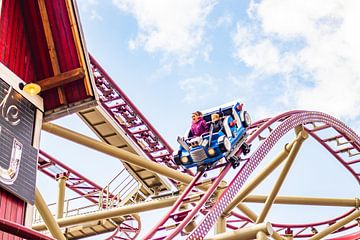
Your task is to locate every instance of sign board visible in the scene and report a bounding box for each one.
[0,78,39,204]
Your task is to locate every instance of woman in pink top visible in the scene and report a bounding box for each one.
[190,111,209,137]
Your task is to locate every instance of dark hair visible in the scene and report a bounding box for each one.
[192,111,203,116]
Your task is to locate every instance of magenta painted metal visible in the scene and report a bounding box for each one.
[89,54,193,177]
[143,171,204,239]
[105,215,141,240]
[0,217,54,240]
[143,163,232,240]
[38,150,109,204]
[37,150,140,239]
[306,129,360,185]
[329,231,360,240]
[35,55,360,239]
[164,163,232,240]
[187,111,360,239]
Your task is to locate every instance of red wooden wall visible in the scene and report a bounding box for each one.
[0,191,25,240]
[0,1,31,239]
[1,0,93,112]
[0,0,37,83]
[22,0,90,112]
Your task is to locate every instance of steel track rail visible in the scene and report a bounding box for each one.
[36,150,141,239]
[187,111,360,239]
[89,55,192,176]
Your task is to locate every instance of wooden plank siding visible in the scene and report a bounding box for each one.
[44,0,88,105]
[0,0,94,238]
[1,0,94,113]
[0,1,33,239]
[0,0,37,83]
[0,189,25,240]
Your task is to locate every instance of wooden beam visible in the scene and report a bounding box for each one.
[37,68,85,91]
[65,0,93,96]
[37,0,66,104]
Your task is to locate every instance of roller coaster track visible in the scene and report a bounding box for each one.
[36,55,360,239]
[141,111,360,239]
[89,55,191,177]
[37,150,141,239]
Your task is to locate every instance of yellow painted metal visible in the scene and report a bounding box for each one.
[206,222,273,240]
[256,130,308,223]
[244,195,360,207]
[42,123,194,186]
[284,235,294,240]
[222,138,296,216]
[308,209,360,240]
[237,203,258,222]
[215,216,226,235]
[33,193,200,231]
[57,176,67,219]
[232,203,284,240]
[272,231,286,240]
[35,188,66,240]
[256,231,269,240]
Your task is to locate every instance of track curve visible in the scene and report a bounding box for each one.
[186,111,360,239]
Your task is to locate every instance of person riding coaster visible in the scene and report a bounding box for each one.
[174,102,251,172]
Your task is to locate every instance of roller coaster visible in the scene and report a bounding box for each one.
[0,1,359,239]
[28,55,360,240]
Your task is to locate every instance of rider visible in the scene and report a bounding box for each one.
[190,111,209,137]
[211,113,222,132]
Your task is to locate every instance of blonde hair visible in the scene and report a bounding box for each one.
[211,113,220,121]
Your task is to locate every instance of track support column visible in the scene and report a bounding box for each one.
[222,136,297,216]
[308,209,360,240]
[206,222,273,240]
[56,173,68,219]
[256,129,308,223]
[42,123,194,186]
[215,217,226,234]
[35,187,66,240]
[256,231,269,240]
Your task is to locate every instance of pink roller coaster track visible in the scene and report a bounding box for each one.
[29,56,360,240]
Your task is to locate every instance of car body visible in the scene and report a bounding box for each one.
[174,102,251,170]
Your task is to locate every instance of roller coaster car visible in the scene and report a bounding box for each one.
[174,102,251,171]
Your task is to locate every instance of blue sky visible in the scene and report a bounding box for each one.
[77,0,360,147]
[38,0,360,238]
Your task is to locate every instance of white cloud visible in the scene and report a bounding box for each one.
[112,0,217,64]
[233,0,360,120]
[78,0,103,21]
[179,75,218,104]
[215,13,233,28]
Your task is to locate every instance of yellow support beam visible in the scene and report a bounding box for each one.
[244,195,360,207]
[56,175,67,219]
[223,137,298,216]
[42,123,194,186]
[256,231,269,240]
[206,222,273,240]
[308,209,360,240]
[33,193,201,231]
[256,130,308,223]
[35,187,66,240]
[215,216,226,235]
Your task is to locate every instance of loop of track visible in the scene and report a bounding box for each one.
[187,111,360,239]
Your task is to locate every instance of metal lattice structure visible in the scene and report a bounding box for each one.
[32,56,360,240]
